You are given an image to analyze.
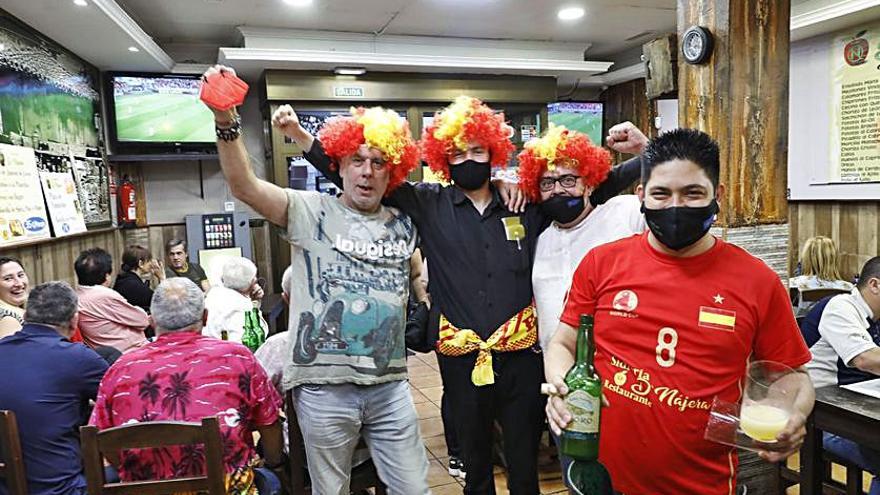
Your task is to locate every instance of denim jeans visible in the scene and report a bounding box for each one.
[824,433,880,495]
[293,380,431,495]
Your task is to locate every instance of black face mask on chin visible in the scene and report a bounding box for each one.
[450,159,491,191]
[540,195,586,224]
[641,200,719,251]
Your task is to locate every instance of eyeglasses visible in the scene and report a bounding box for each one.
[539,174,581,191]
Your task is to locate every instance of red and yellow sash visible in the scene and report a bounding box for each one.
[436,305,537,386]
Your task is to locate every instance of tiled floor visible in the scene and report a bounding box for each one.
[407,352,568,495]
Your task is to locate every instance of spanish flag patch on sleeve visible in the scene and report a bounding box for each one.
[698,306,737,332]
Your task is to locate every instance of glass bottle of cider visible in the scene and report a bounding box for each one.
[560,314,602,461]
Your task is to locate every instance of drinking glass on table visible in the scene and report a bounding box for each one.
[740,360,797,443]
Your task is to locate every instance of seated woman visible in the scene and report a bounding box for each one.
[113,244,165,314]
[0,257,28,339]
[790,236,854,312]
[204,256,267,351]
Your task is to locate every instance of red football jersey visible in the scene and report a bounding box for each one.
[561,233,810,495]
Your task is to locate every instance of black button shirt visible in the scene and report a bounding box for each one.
[303,141,640,342]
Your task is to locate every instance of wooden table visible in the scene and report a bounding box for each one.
[800,385,880,494]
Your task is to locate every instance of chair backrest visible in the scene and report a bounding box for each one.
[0,410,27,495]
[80,417,226,495]
[799,287,850,303]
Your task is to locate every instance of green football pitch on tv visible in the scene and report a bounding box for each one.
[114,93,215,143]
[548,112,603,145]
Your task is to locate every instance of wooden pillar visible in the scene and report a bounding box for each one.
[678,0,790,227]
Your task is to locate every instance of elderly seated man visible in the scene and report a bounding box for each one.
[90,278,284,494]
[203,256,268,351]
[803,256,880,495]
[0,281,108,495]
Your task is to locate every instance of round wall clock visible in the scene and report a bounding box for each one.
[682,26,713,65]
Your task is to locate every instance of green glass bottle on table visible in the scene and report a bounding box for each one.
[561,314,602,461]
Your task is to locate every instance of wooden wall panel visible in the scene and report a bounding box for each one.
[601,78,659,166]
[2,229,124,286]
[789,202,880,280]
[678,0,790,227]
[1,224,276,289]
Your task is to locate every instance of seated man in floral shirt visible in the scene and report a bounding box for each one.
[90,278,283,494]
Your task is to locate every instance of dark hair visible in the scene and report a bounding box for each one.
[641,128,720,188]
[74,248,113,286]
[0,257,23,272]
[121,245,152,272]
[24,281,77,327]
[857,257,880,290]
[166,239,186,255]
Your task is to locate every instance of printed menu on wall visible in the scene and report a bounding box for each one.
[829,23,880,183]
[40,170,87,237]
[0,143,51,246]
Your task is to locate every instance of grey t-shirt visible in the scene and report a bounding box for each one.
[282,189,416,390]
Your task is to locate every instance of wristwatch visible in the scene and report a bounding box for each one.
[215,115,242,142]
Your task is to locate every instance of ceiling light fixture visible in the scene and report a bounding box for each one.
[558,6,585,21]
[73,0,88,5]
[128,46,140,52]
[334,67,366,76]
[283,0,313,6]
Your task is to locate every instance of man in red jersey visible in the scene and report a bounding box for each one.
[544,128,815,495]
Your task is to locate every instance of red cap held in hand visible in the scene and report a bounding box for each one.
[200,71,249,111]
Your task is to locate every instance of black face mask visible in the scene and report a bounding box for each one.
[641,200,719,251]
[450,159,491,191]
[540,195,586,224]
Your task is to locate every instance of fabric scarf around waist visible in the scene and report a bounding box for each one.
[436,304,537,386]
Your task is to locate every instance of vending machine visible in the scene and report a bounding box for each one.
[184,212,252,285]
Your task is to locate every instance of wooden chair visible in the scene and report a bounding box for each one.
[0,410,27,495]
[80,417,226,495]
[792,287,850,313]
[284,390,387,494]
[777,450,867,494]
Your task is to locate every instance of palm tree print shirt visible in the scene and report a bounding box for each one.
[89,331,282,481]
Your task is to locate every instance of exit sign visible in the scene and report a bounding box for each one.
[334,86,365,98]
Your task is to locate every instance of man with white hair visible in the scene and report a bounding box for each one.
[204,256,267,351]
[91,278,284,493]
[255,266,293,390]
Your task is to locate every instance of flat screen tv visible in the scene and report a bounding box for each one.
[547,101,604,145]
[105,72,216,155]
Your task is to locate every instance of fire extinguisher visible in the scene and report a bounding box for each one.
[119,175,137,228]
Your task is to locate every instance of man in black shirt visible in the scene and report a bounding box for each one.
[273,96,641,494]
[164,239,210,292]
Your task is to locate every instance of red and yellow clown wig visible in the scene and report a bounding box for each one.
[420,95,515,181]
[517,124,611,202]
[317,106,419,194]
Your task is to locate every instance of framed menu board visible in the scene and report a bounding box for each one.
[0,144,50,246]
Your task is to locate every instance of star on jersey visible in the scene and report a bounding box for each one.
[713,294,725,304]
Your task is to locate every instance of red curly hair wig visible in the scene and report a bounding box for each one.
[517,124,611,202]
[318,107,419,195]
[420,96,515,182]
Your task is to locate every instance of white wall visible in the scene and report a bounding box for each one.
[788,28,880,200]
[142,86,269,224]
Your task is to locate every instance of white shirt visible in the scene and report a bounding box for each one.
[532,195,646,350]
[806,287,879,388]
[203,286,267,344]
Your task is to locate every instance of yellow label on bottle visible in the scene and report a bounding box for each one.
[565,389,600,434]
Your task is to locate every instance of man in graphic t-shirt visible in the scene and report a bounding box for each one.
[545,129,816,495]
[202,65,430,495]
